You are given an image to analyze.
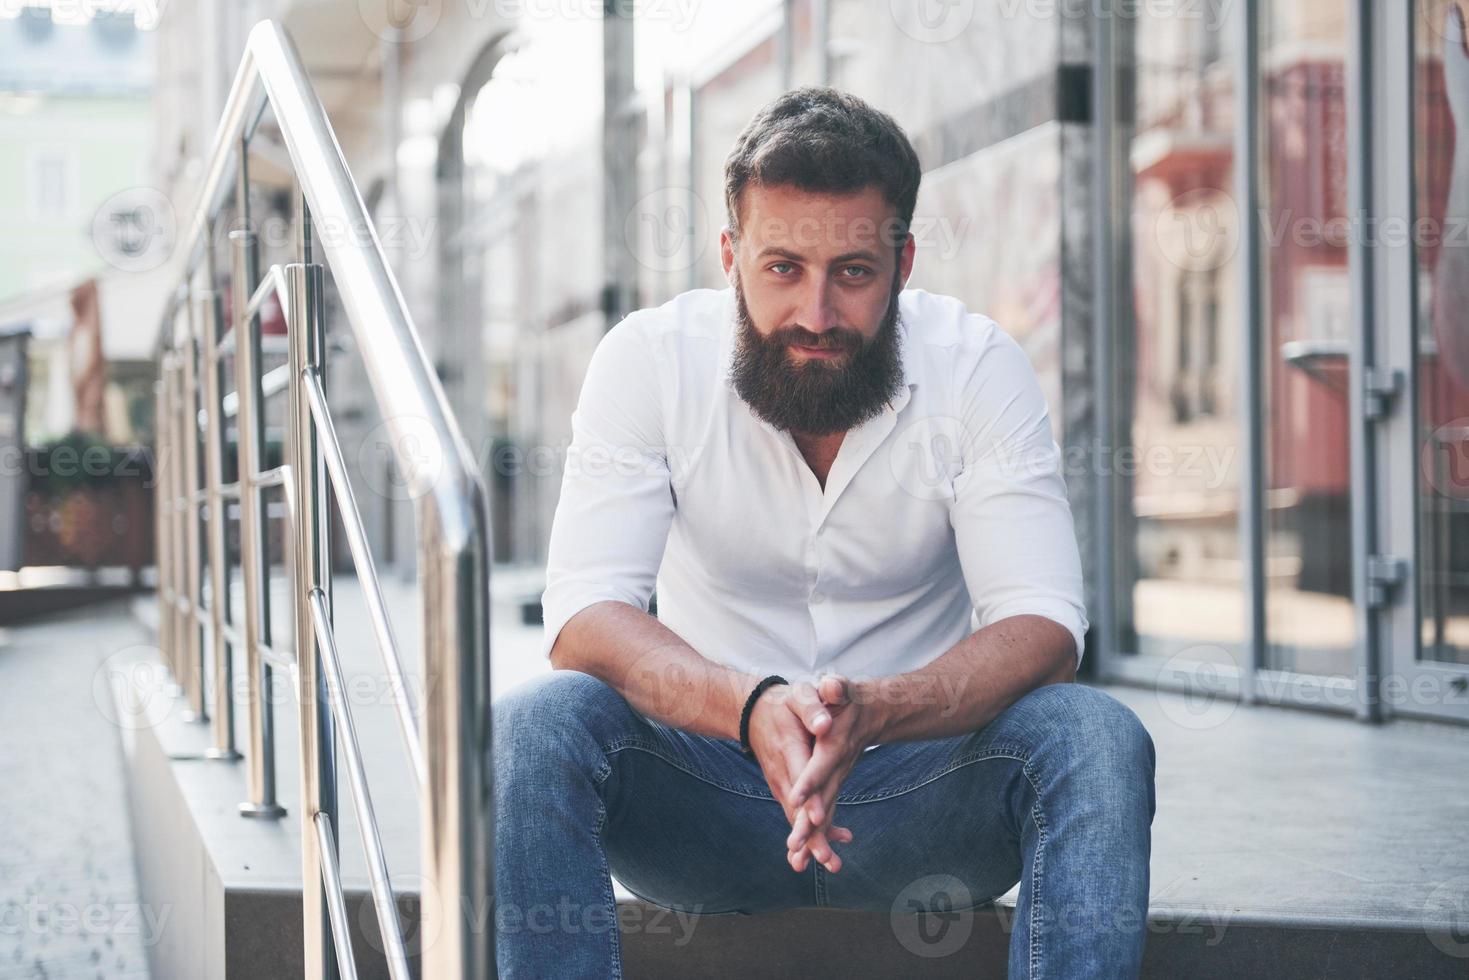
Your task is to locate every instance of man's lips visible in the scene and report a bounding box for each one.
[790,341,850,360]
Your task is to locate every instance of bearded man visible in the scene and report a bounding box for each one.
[494,85,1156,979]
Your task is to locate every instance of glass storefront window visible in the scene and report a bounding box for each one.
[1414,0,1469,667]
[1258,0,1355,677]
[1114,8,1243,669]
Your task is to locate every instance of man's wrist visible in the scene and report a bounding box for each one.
[853,677,895,744]
[739,674,790,754]
[729,671,772,742]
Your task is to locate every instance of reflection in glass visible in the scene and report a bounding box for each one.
[1114,10,1243,668]
[1415,1,1469,666]
[1258,0,1355,677]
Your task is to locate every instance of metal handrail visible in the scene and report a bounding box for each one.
[152,19,492,980]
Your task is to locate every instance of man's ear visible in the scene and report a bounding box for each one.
[719,225,736,285]
[897,232,916,288]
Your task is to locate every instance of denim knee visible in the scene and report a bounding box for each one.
[491,669,631,781]
[1009,684,1157,818]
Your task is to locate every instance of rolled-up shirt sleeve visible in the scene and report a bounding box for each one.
[948,325,1089,668]
[539,315,675,662]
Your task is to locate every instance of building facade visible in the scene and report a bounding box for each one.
[149,0,1469,725]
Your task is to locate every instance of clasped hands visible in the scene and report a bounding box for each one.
[744,674,882,874]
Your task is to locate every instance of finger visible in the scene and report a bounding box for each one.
[791,826,842,874]
[789,841,843,875]
[788,799,854,850]
[809,763,854,829]
[787,822,831,872]
[804,789,825,828]
[786,807,812,852]
[810,829,842,874]
[787,681,835,738]
[817,673,850,708]
[791,735,847,804]
[807,831,833,867]
[779,739,813,808]
[789,821,852,874]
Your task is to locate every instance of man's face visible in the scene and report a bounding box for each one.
[720,183,916,437]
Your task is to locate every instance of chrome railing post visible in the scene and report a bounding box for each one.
[420,492,493,980]
[168,351,188,698]
[289,199,338,979]
[233,146,287,816]
[165,352,186,696]
[200,249,240,761]
[154,368,174,684]
[179,326,207,723]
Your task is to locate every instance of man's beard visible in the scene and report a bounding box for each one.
[727,268,906,436]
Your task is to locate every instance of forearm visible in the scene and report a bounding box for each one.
[548,599,763,741]
[862,614,1078,743]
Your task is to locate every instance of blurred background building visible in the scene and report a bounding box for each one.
[0,0,1465,726]
[0,5,158,583]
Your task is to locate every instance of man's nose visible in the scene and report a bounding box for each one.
[794,279,839,335]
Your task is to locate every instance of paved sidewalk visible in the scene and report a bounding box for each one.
[0,601,153,980]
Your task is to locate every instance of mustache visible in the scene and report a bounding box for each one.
[772,328,862,352]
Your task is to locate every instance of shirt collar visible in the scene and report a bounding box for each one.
[717,286,918,408]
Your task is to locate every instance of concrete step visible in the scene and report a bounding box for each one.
[117,576,1469,978]
[117,672,1468,978]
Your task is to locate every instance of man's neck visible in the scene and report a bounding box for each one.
[788,429,846,490]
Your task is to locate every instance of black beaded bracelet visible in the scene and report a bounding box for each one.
[738,674,789,757]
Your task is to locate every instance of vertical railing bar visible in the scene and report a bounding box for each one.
[309,588,414,980]
[169,353,187,697]
[179,324,207,723]
[312,813,360,980]
[156,363,177,691]
[171,348,190,708]
[202,225,240,761]
[290,197,338,979]
[234,135,287,815]
[301,369,427,791]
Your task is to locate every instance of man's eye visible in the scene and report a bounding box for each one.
[840,266,873,279]
[769,262,794,275]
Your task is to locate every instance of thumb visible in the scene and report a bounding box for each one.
[817,673,851,709]
[787,681,835,737]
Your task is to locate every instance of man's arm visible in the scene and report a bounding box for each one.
[862,324,1087,744]
[942,324,1090,675]
[859,613,1075,744]
[869,325,1087,740]
[540,316,764,736]
[549,599,760,741]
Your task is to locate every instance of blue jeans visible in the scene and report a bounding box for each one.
[492,669,1156,978]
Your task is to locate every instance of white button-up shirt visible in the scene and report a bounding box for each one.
[539,285,1088,685]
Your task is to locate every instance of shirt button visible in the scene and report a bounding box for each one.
[811,592,825,604]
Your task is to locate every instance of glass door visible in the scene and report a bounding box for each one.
[1257,0,1358,681]
[1395,0,1469,720]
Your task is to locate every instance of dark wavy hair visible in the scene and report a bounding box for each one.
[723,86,922,248]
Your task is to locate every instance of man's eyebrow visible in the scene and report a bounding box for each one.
[754,246,884,265]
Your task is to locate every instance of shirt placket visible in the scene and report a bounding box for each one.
[807,520,830,671]
[750,415,829,671]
